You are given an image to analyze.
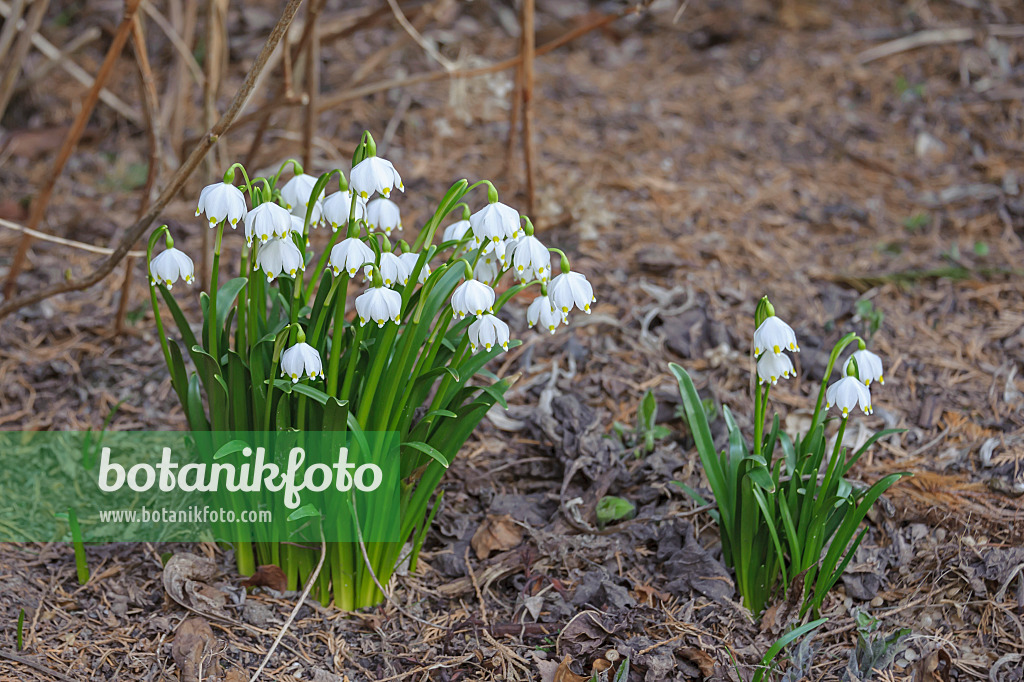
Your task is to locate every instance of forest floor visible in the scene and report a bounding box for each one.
[1,0,1024,679]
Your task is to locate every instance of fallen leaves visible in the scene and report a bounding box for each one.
[162,552,233,619]
[240,564,288,593]
[471,514,524,559]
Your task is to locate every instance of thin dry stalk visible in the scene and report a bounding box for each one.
[0,0,307,322]
[0,0,25,63]
[15,27,100,93]
[164,0,199,162]
[0,0,141,122]
[504,57,523,181]
[302,0,327,169]
[521,0,536,213]
[0,0,51,120]
[3,0,141,302]
[116,13,162,334]
[200,0,229,290]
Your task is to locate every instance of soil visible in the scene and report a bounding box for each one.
[1,0,1023,680]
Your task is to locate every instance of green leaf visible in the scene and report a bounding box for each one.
[612,657,630,682]
[752,618,827,682]
[213,440,250,460]
[271,379,333,405]
[402,441,449,468]
[596,496,636,529]
[287,504,321,522]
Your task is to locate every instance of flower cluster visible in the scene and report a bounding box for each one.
[752,297,886,419]
[150,144,596,385]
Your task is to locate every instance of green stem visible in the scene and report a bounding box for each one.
[805,333,861,452]
[208,223,225,370]
[326,276,350,396]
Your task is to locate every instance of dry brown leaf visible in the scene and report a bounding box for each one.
[240,564,288,593]
[680,647,716,677]
[553,655,589,682]
[172,617,221,682]
[471,514,524,559]
[633,584,671,605]
[915,649,952,681]
[162,552,232,619]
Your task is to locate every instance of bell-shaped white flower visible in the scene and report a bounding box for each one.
[470,202,520,245]
[527,295,561,334]
[481,238,508,268]
[474,254,501,283]
[244,201,293,246]
[756,352,795,385]
[365,198,402,235]
[508,235,550,282]
[280,342,324,383]
[355,286,402,327]
[451,279,495,320]
[826,375,873,418]
[329,238,375,278]
[350,156,404,199]
[469,314,510,353]
[843,349,885,386]
[322,191,366,232]
[443,219,472,243]
[398,252,430,284]
[364,251,410,287]
[149,247,195,289]
[196,182,247,228]
[754,316,799,357]
[280,173,323,214]
[549,271,595,318]
[256,237,304,282]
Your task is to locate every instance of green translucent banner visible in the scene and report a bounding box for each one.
[0,431,400,543]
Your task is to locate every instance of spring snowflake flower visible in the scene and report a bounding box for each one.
[280,342,323,383]
[398,252,430,284]
[756,352,795,386]
[280,173,323,214]
[329,238,375,278]
[508,235,550,282]
[355,286,402,327]
[244,201,293,246]
[451,279,495,319]
[549,271,595,318]
[754,316,799,357]
[443,219,472,243]
[826,375,873,417]
[350,156,404,199]
[256,238,304,282]
[474,254,500,283]
[364,252,411,287]
[365,198,402,235]
[843,348,885,386]
[196,182,247,227]
[149,247,195,288]
[321,191,366,232]
[469,314,510,353]
[527,295,561,334]
[470,202,520,245]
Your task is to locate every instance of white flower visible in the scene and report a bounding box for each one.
[481,238,508,268]
[365,251,410,287]
[350,156,404,199]
[290,200,322,227]
[826,375,873,417]
[280,342,324,383]
[549,271,595,318]
[754,316,800,357]
[527,295,561,334]
[329,238,375,278]
[322,191,366,232]
[843,349,885,386]
[256,237,304,281]
[469,314,510,353]
[149,247,195,289]
[355,286,402,327]
[280,173,323,214]
[508,235,550,282]
[470,202,520,245]
[244,201,293,246]
[365,198,402,235]
[451,279,495,319]
[474,254,501,283]
[756,352,795,385]
[443,219,472,243]
[398,252,430,284]
[196,182,247,228]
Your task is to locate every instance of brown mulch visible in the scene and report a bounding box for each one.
[2,0,1024,679]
